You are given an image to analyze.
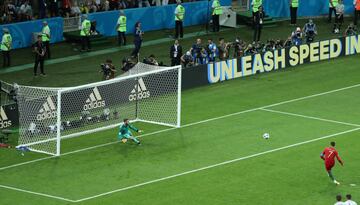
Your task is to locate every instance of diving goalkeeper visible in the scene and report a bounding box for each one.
[118,119,142,145]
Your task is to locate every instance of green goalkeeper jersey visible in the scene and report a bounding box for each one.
[119,124,138,135]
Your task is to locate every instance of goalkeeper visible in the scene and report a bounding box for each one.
[118,119,142,145]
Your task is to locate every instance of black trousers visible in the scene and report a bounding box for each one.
[354,9,360,25]
[118,31,126,45]
[171,57,181,66]
[212,15,220,32]
[253,24,262,42]
[328,7,336,22]
[44,41,51,59]
[175,20,183,38]
[131,40,142,57]
[290,6,297,25]
[334,14,344,31]
[81,36,91,51]
[2,51,10,67]
[34,57,45,75]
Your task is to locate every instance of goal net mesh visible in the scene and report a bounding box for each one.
[16,65,181,156]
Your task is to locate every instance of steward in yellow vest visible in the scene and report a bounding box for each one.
[212,0,223,32]
[1,28,12,67]
[42,21,51,58]
[174,0,185,38]
[290,0,299,25]
[80,14,91,52]
[117,10,127,46]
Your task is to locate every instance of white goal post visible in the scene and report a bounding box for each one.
[16,64,182,156]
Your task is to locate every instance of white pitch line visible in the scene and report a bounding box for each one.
[260,108,360,127]
[1,83,360,172]
[74,127,360,203]
[0,184,76,202]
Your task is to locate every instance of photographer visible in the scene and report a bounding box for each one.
[100,59,116,80]
[344,23,358,36]
[263,39,275,52]
[244,43,256,56]
[121,57,136,72]
[291,27,303,46]
[233,38,246,58]
[181,51,194,68]
[143,54,160,66]
[191,38,204,64]
[303,19,317,43]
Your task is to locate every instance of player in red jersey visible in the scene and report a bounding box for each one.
[320,141,344,185]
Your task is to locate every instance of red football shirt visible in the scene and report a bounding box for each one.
[321,147,343,164]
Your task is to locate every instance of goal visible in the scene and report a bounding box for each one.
[16,64,182,156]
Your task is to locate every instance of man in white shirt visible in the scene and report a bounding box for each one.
[335,195,345,205]
[345,194,358,205]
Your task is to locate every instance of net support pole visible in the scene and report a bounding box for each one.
[56,90,62,156]
[177,66,182,128]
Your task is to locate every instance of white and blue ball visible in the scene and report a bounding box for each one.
[263,133,270,139]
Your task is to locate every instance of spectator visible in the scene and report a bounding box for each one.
[89,0,99,13]
[119,0,127,9]
[335,195,345,205]
[131,21,144,58]
[80,2,90,14]
[170,39,182,66]
[3,0,17,23]
[344,23,358,36]
[33,35,46,77]
[103,0,110,11]
[207,38,217,62]
[334,0,344,34]
[38,0,47,19]
[303,19,317,43]
[100,59,116,80]
[19,1,32,21]
[62,0,71,17]
[125,0,135,8]
[138,0,151,8]
[49,0,59,17]
[345,194,358,205]
[152,0,161,6]
[291,27,302,46]
[71,2,82,16]
[109,0,118,10]
[162,0,169,5]
[181,51,194,67]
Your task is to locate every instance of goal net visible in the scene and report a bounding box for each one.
[16,64,182,156]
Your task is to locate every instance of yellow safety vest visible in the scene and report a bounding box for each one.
[252,0,262,12]
[213,0,223,15]
[1,33,12,51]
[175,5,185,21]
[291,0,299,8]
[80,19,91,36]
[118,16,127,32]
[42,25,51,42]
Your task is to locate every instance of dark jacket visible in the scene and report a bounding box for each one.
[170,44,182,59]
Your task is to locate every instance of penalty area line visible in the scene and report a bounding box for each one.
[74,127,360,202]
[0,184,76,202]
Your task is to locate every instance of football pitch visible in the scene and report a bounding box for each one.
[1,55,360,204]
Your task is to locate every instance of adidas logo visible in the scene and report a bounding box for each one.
[37,96,57,121]
[0,106,12,128]
[83,87,106,111]
[129,78,150,102]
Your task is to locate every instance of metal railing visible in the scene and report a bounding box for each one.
[63,16,82,32]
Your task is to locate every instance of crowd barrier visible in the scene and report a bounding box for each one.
[0,0,231,49]
[264,0,355,18]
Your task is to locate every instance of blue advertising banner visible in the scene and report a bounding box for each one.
[262,0,354,18]
[0,17,63,49]
[88,0,232,36]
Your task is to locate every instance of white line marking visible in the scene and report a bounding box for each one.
[74,127,360,202]
[0,184,76,202]
[1,83,360,172]
[260,108,360,127]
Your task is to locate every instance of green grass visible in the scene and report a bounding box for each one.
[1,52,360,204]
[1,17,360,205]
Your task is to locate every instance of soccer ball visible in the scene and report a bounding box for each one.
[121,138,128,143]
[263,133,270,139]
